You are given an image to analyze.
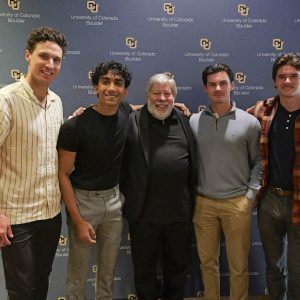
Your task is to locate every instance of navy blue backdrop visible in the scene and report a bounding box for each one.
[1,0,300,299]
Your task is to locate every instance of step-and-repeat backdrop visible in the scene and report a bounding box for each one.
[1,0,299,299]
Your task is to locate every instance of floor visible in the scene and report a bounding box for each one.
[188,297,268,300]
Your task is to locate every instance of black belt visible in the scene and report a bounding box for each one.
[266,184,293,197]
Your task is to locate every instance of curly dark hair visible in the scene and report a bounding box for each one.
[91,61,132,88]
[26,27,67,55]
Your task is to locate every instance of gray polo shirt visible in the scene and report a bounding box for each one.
[190,103,261,200]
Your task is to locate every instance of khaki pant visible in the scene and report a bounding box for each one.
[193,194,252,300]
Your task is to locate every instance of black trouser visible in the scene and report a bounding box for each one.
[129,220,192,300]
[1,213,62,300]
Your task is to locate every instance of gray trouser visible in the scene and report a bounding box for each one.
[66,186,123,300]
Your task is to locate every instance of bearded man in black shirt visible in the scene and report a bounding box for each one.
[121,73,197,300]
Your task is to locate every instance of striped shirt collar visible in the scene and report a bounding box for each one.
[20,76,56,109]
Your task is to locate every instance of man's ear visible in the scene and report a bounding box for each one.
[93,85,99,98]
[25,49,30,63]
[230,81,235,91]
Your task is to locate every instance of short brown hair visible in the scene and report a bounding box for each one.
[26,27,67,55]
[272,53,300,81]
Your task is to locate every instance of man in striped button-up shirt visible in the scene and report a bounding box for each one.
[0,27,67,300]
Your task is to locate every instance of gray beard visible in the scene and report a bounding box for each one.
[147,102,173,120]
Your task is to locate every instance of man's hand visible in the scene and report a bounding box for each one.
[174,102,191,117]
[68,107,86,119]
[252,188,264,209]
[251,198,258,209]
[0,213,13,247]
[74,219,96,244]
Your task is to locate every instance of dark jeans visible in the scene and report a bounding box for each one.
[1,213,62,300]
[258,189,300,300]
[129,220,192,300]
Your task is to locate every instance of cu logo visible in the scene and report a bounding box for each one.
[92,265,98,273]
[198,105,206,112]
[200,38,212,51]
[59,235,68,246]
[8,0,20,10]
[264,288,269,295]
[88,71,94,80]
[164,3,175,15]
[237,4,249,16]
[272,39,284,50]
[87,0,99,13]
[10,69,22,81]
[126,37,138,49]
[235,72,247,84]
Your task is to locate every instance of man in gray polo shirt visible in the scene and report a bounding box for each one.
[190,63,261,300]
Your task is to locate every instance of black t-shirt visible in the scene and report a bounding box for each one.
[142,110,191,223]
[268,103,300,190]
[57,101,131,190]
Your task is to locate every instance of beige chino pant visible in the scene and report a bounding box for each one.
[193,194,252,300]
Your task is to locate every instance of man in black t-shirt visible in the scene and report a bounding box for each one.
[57,61,132,300]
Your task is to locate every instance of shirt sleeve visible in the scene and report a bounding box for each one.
[56,117,80,152]
[246,117,262,201]
[246,100,265,123]
[0,96,12,148]
[121,101,133,116]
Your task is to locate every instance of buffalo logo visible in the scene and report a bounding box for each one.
[10,69,22,81]
[164,3,175,15]
[87,0,99,13]
[126,37,138,49]
[200,38,211,51]
[237,4,249,16]
[272,39,284,50]
[128,294,137,300]
[8,0,20,10]
[59,235,68,246]
[235,72,247,84]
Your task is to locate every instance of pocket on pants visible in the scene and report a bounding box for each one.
[233,195,252,213]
